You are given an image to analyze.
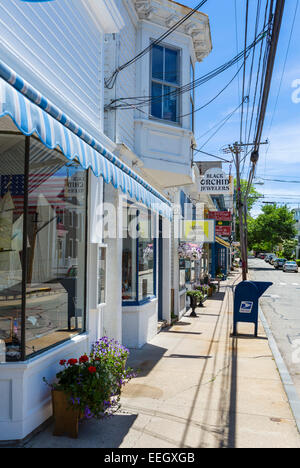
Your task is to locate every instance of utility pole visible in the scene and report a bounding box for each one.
[224,143,248,281]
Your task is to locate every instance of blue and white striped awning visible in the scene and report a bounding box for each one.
[0,61,172,219]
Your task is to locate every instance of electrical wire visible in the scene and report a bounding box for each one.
[262,0,299,180]
[240,0,250,144]
[195,97,248,151]
[196,97,248,143]
[240,0,271,181]
[178,60,245,120]
[234,0,241,105]
[106,26,269,111]
[104,0,209,89]
[244,0,283,203]
[243,0,263,146]
[193,149,232,163]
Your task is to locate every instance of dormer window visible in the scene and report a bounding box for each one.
[150,44,181,124]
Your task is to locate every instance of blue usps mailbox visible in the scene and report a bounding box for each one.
[233,281,272,336]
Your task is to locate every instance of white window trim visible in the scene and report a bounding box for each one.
[149,41,182,126]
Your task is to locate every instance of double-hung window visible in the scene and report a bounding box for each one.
[151,44,180,124]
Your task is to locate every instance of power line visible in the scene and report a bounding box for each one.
[179,60,245,120]
[234,0,241,105]
[195,96,247,142]
[105,26,269,111]
[241,0,271,182]
[240,0,249,144]
[193,149,232,163]
[263,0,299,178]
[104,0,209,89]
[244,0,285,204]
[198,98,248,151]
[253,0,284,152]
[258,177,300,183]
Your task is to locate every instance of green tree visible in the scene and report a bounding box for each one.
[282,239,298,260]
[234,179,262,242]
[247,204,297,252]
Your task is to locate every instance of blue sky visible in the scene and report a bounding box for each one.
[183,0,300,216]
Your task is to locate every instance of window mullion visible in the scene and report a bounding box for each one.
[21,136,30,361]
[162,48,165,118]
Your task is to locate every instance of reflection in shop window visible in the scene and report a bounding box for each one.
[138,209,155,302]
[122,201,156,303]
[179,259,186,290]
[0,135,25,362]
[0,133,87,361]
[97,246,106,305]
[25,139,87,358]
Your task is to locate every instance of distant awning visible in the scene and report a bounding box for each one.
[216,236,231,248]
[0,61,172,219]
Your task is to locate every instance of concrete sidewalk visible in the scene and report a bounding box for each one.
[23,271,300,448]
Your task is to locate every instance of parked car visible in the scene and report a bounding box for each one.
[283,261,298,273]
[258,253,267,259]
[273,258,287,269]
[265,254,276,263]
[269,256,277,265]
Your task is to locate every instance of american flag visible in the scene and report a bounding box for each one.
[0,173,67,216]
[0,137,87,218]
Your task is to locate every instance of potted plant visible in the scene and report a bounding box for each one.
[187,290,204,317]
[194,286,208,305]
[44,337,136,438]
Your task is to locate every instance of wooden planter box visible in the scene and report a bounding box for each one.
[52,389,81,438]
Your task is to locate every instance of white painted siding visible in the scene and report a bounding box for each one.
[0,0,103,140]
[104,0,137,149]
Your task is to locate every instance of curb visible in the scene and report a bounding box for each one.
[259,307,300,434]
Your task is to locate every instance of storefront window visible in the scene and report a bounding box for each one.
[185,260,191,283]
[122,201,156,304]
[190,261,195,283]
[0,135,25,362]
[97,246,106,305]
[179,259,186,290]
[194,260,200,283]
[0,134,87,361]
[122,203,137,301]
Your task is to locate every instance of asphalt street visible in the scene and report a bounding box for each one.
[248,257,300,400]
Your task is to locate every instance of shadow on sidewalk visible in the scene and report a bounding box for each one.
[24,413,139,448]
[230,333,268,341]
[126,343,168,378]
[164,354,212,360]
[179,275,242,449]
[207,292,226,302]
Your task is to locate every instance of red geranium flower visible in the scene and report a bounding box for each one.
[67,358,78,366]
[79,355,89,363]
[59,359,66,366]
[88,366,97,374]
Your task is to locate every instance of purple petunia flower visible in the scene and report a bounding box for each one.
[84,406,93,419]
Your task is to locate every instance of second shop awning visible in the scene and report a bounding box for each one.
[216,236,231,248]
[0,61,172,220]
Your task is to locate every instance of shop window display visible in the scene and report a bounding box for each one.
[0,134,87,361]
[179,259,186,290]
[122,201,156,304]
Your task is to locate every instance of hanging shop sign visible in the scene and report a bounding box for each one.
[215,225,232,237]
[200,168,233,195]
[208,211,232,221]
[182,220,215,243]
